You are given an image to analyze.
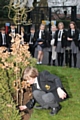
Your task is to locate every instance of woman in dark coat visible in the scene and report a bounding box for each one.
[27,27,36,57]
[65,21,79,67]
[35,24,48,64]
[48,25,57,66]
[0,27,11,51]
[54,22,67,66]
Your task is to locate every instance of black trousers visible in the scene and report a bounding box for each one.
[48,51,52,65]
[73,53,77,67]
[65,50,77,67]
[29,44,35,57]
[57,53,64,66]
[65,50,72,67]
[48,51,56,66]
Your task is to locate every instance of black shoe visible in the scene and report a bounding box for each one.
[53,60,55,66]
[50,105,61,115]
[34,105,43,109]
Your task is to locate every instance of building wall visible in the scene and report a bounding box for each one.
[47,0,80,14]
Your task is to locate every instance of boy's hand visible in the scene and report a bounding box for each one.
[19,105,27,111]
[57,87,67,99]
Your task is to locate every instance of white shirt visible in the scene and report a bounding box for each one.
[39,30,43,39]
[34,77,41,90]
[11,29,15,33]
[2,33,6,45]
[11,29,16,37]
[52,32,55,38]
[71,30,75,36]
[58,30,63,41]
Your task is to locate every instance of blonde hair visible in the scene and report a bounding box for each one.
[23,66,38,80]
[21,27,25,33]
[51,25,57,29]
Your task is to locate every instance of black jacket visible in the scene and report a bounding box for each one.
[35,30,48,48]
[47,31,56,47]
[26,71,68,109]
[0,32,11,48]
[54,29,67,48]
[21,32,27,43]
[8,28,18,34]
[66,28,79,47]
[37,71,63,92]
[27,33,36,45]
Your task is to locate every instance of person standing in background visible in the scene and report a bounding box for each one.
[54,22,67,66]
[65,21,79,68]
[0,27,11,51]
[27,26,36,57]
[20,26,27,45]
[48,25,57,66]
[36,24,48,64]
[8,23,17,42]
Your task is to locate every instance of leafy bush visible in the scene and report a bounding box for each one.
[0,36,36,120]
[0,68,21,120]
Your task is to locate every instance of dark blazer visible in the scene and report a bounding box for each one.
[26,71,69,109]
[54,29,67,48]
[36,30,48,48]
[48,31,56,47]
[7,29,18,44]
[26,33,36,45]
[8,28,18,34]
[66,28,79,47]
[33,71,68,102]
[21,32,27,43]
[8,29,27,44]
[0,32,10,48]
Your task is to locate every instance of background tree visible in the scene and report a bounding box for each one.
[0,0,9,18]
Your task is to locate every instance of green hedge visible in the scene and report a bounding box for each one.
[0,38,36,120]
[0,68,21,120]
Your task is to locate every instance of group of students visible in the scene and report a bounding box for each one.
[0,23,35,54]
[0,24,25,51]
[35,21,80,68]
[0,21,80,68]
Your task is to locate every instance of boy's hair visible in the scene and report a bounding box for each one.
[23,66,38,80]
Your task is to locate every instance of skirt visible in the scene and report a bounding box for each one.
[37,45,43,51]
[71,41,78,53]
[56,41,64,53]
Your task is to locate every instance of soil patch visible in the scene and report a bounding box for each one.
[20,87,33,120]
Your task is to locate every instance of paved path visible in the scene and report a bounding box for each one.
[34,47,80,68]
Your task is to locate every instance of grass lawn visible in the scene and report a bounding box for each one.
[30,65,80,120]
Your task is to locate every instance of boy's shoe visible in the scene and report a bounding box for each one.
[50,105,61,115]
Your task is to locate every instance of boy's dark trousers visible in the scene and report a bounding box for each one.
[33,90,59,109]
